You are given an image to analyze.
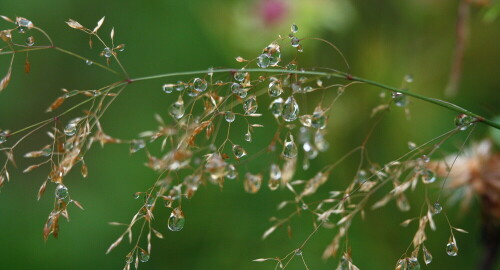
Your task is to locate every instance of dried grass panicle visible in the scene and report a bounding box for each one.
[0,15,498,270]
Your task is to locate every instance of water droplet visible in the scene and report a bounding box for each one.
[41,147,52,157]
[226,164,237,179]
[55,184,69,200]
[232,144,247,159]
[291,37,300,47]
[85,60,93,65]
[422,245,432,265]
[64,123,77,136]
[356,170,368,183]
[133,192,140,199]
[420,169,436,184]
[225,111,235,123]
[396,258,407,270]
[162,84,175,94]
[286,62,297,70]
[291,24,298,33]
[294,249,302,256]
[268,81,283,97]
[16,18,32,33]
[392,92,409,107]
[282,96,299,122]
[268,164,281,191]
[244,130,252,142]
[269,98,284,117]
[408,141,416,150]
[446,239,458,256]
[454,114,475,131]
[234,69,247,82]
[25,36,35,46]
[168,208,185,231]
[404,74,414,84]
[303,86,314,92]
[301,203,308,210]
[139,250,150,262]
[297,45,304,52]
[144,195,155,207]
[243,96,258,115]
[176,81,185,91]
[0,135,7,144]
[407,257,420,270]
[169,98,185,119]
[130,140,146,154]
[192,78,208,92]
[303,141,318,160]
[432,202,442,214]
[283,135,298,159]
[262,43,281,66]
[125,255,134,264]
[299,115,312,127]
[311,109,326,129]
[291,82,303,94]
[102,47,113,58]
[257,53,271,68]
[231,83,245,97]
[314,130,329,152]
[244,173,262,193]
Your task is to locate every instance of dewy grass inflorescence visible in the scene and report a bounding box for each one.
[0,15,498,270]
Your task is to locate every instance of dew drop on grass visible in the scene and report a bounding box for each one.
[446,240,458,256]
[291,37,300,47]
[282,96,299,122]
[168,208,185,231]
[234,69,246,82]
[268,164,281,191]
[392,92,409,107]
[420,169,436,184]
[269,98,284,117]
[396,258,407,270]
[243,96,258,115]
[232,144,247,159]
[408,141,416,150]
[0,135,7,144]
[25,36,35,46]
[192,78,208,92]
[175,81,185,91]
[407,257,420,270]
[404,74,414,84]
[224,111,235,123]
[64,123,77,136]
[162,84,175,94]
[41,147,52,157]
[454,114,475,131]
[291,24,298,33]
[257,53,271,68]
[226,164,237,180]
[422,245,432,265]
[268,81,283,97]
[286,62,297,70]
[17,18,32,33]
[432,202,442,214]
[311,109,326,129]
[130,140,146,154]
[102,47,112,58]
[139,250,150,262]
[55,184,69,200]
[294,249,302,256]
[244,130,252,142]
[244,173,262,193]
[169,98,185,119]
[283,135,298,159]
[85,60,93,65]
[231,82,242,94]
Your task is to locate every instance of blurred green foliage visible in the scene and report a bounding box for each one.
[0,0,498,269]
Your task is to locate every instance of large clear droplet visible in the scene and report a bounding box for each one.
[283,135,298,159]
[64,123,77,136]
[244,173,262,193]
[282,96,299,122]
[291,24,298,33]
[392,92,409,107]
[432,202,442,215]
[162,84,175,94]
[454,114,475,131]
[243,96,258,115]
[420,169,436,184]
[311,108,326,129]
[269,98,284,117]
[263,43,281,66]
[130,140,146,154]
[268,80,283,97]
[55,184,69,200]
[192,78,208,92]
[168,208,185,231]
[225,111,235,123]
[234,69,247,82]
[291,37,300,47]
[232,144,247,159]
[139,250,150,263]
[231,82,242,94]
[257,53,271,68]
[446,239,458,256]
[407,257,420,270]
[169,98,185,119]
[102,47,113,58]
[226,164,237,179]
[422,245,432,265]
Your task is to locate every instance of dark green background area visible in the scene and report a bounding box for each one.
[0,0,499,269]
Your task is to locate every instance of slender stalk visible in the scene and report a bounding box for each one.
[130,68,500,130]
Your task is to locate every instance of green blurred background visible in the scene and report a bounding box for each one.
[0,0,499,269]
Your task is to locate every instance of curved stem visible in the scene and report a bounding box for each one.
[130,68,500,130]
